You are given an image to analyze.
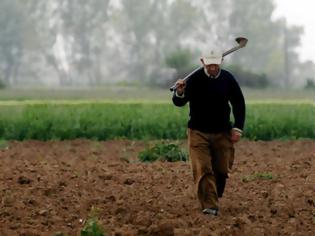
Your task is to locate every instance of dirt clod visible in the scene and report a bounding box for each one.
[17,176,32,184]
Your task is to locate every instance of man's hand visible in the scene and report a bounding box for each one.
[231,128,242,143]
[175,79,186,96]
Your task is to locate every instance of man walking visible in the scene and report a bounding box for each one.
[172,48,246,216]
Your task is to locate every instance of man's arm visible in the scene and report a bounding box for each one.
[229,76,246,141]
[172,79,189,107]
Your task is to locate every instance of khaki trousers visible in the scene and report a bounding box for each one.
[188,128,235,209]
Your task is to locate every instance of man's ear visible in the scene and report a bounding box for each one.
[200,58,205,66]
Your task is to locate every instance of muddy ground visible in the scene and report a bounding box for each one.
[0,140,314,236]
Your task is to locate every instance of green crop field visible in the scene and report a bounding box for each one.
[0,101,314,141]
[0,87,314,141]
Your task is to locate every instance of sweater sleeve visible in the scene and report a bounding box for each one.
[229,75,246,130]
[172,90,189,106]
[172,71,195,107]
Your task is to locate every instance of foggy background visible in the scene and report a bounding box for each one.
[1,0,315,90]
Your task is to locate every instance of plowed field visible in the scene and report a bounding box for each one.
[0,140,314,235]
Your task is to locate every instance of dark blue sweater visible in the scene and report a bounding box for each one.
[172,68,245,133]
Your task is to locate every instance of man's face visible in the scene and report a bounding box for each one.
[205,64,220,77]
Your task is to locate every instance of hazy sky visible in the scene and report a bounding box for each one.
[274,0,315,63]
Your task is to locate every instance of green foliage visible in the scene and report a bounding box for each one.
[165,48,195,72]
[0,80,6,89]
[81,219,105,236]
[242,172,274,182]
[0,139,8,149]
[163,48,197,88]
[0,102,314,141]
[81,207,106,236]
[244,103,315,140]
[304,78,315,89]
[138,142,188,162]
[0,103,188,140]
[225,64,269,88]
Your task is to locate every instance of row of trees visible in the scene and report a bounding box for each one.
[0,0,314,88]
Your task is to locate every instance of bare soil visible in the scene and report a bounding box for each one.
[0,140,314,236]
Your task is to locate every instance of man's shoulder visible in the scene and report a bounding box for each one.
[192,67,205,77]
[186,67,204,85]
[221,69,234,78]
[220,69,238,81]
